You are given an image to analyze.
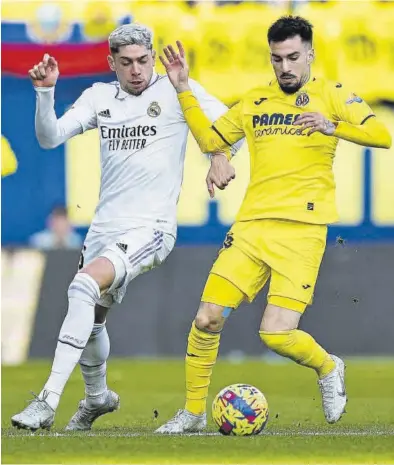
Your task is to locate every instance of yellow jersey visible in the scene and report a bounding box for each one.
[1,136,18,177]
[212,77,375,225]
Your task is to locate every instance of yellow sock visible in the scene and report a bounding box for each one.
[260,330,335,378]
[185,322,220,415]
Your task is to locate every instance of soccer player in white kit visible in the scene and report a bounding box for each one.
[11,24,238,432]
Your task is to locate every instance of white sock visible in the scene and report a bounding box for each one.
[80,322,110,406]
[40,273,100,410]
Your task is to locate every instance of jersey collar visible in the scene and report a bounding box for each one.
[270,76,316,97]
[115,72,159,100]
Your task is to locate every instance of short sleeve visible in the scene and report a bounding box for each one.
[211,101,245,146]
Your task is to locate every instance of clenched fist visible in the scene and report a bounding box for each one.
[206,153,236,198]
[28,53,59,88]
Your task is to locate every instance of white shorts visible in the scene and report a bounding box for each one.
[78,227,175,306]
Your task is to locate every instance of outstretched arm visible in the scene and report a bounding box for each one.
[177,91,233,153]
[30,54,97,149]
[293,86,391,149]
[188,79,244,160]
[331,117,391,148]
[293,112,391,149]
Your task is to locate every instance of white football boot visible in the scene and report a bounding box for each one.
[11,391,55,431]
[65,390,120,431]
[318,354,347,423]
[155,409,207,434]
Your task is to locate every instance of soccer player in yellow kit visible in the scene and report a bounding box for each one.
[156,16,392,433]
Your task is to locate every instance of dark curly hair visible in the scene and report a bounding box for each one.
[268,16,313,45]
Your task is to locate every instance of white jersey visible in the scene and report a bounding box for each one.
[35,73,239,237]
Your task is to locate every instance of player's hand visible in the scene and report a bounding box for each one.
[159,41,190,93]
[28,54,59,88]
[206,153,235,198]
[293,112,337,136]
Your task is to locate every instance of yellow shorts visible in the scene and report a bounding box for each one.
[201,219,327,313]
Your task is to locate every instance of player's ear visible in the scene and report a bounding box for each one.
[151,49,156,64]
[107,54,116,72]
[307,48,315,65]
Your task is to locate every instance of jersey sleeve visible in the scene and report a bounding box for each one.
[211,101,244,146]
[35,86,97,149]
[329,84,375,126]
[188,79,245,155]
[188,79,228,123]
[63,87,97,133]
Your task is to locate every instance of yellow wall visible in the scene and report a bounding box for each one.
[3,1,394,103]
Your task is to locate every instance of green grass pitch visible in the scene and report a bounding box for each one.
[2,359,394,464]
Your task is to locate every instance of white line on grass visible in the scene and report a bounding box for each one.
[4,430,394,438]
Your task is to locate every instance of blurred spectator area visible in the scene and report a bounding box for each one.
[2,0,394,246]
[2,0,394,104]
[29,206,82,250]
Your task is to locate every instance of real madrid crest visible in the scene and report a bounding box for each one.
[147,101,161,118]
[296,93,309,107]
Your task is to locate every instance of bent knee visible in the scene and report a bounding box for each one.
[195,302,226,333]
[80,256,118,291]
[68,273,101,303]
[260,304,301,333]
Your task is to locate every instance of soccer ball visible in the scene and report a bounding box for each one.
[212,383,269,436]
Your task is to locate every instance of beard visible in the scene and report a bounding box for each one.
[279,79,303,94]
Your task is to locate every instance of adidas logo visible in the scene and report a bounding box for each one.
[116,242,128,253]
[98,109,111,118]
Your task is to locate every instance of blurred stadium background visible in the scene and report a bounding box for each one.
[2,0,394,366]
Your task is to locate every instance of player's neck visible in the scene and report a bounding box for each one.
[299,71,311,89]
